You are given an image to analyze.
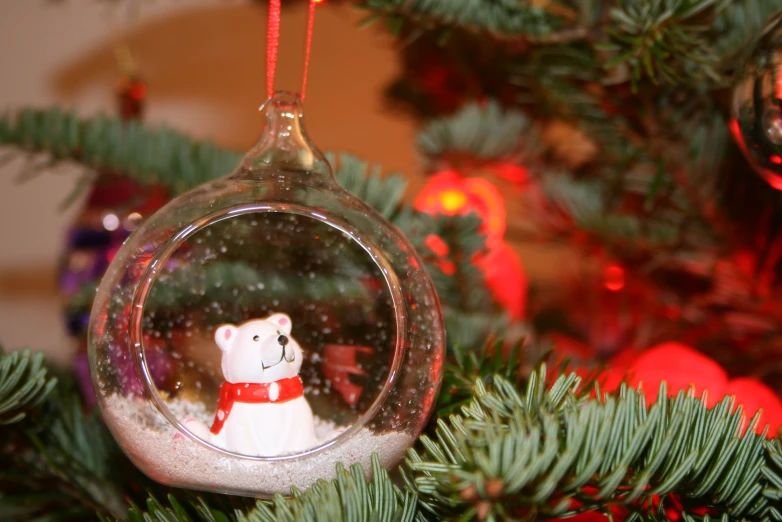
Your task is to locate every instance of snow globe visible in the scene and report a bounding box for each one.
[88,92,445,496]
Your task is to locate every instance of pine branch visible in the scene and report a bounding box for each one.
[600,0,727,87]
[5,346,782,521]
[406,368,782,521]
[146,261,369,312]
[242,456,418,522]
[713,0,782,61]
[0,107,242,196]
[0,108,408,214]
[416,100,535,170]
[0,351,136,521]
[356,0,575,41]
[0,348,57,424]
[436,339,527,417]
[326,152,408,220]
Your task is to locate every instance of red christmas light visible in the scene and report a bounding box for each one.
[414,170,507,246]
[414,170,526,319]
[603,264,625,291]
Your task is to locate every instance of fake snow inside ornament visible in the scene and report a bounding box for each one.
[88,92,445,496]
[731,10,782,189]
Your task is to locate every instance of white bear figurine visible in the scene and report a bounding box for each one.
[184,313,318,456]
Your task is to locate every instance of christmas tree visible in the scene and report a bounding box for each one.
[3,0,782,520]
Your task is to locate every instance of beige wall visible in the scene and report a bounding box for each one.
[0,0,418,363]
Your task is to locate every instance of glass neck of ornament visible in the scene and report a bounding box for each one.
[237,91,333,183]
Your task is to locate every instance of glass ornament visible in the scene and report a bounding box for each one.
[88,92,445,496]
[731,10,782,189]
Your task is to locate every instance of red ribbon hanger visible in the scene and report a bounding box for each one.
[266,0,321,100]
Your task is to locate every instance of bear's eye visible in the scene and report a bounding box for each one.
[252,335,260,342]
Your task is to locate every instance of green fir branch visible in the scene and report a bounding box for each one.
[0,372,129,521]
[436,339,527,417]
[146,261,369,312]
[357,0,573,40]
[0,107,242,195]
[4,347,782,521]
[326,152,408,220]
[0,348,57,424]
[429,214,493,312]
[242,456,418,522]
[406,368,782,521]
[601,0,726,87]
[416,100,535,170]
[0,108,408,218]
[713,0,782,61]
[0,106,502,337]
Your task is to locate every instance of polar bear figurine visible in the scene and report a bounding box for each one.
[184,313,318,456]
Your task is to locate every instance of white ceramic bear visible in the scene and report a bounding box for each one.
[184,313,318,456]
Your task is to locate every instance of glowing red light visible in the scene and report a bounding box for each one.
[603,264,625,292]
[312,0,324,3]
[424,234,449,258]
[771,154,782,165]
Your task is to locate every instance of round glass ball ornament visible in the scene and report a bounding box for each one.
[731,10,782,189]
[88,92,445,496]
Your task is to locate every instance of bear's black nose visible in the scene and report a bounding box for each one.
[278,335,289,347]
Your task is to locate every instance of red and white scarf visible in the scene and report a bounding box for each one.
[210,376,304,435]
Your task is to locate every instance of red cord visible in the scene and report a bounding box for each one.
[266,0,319,100]
[266,0,281,98]
[300,0,317,100]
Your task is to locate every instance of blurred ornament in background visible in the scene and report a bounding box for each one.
[115,73,147,120]
[731,10,782,189]
[602,342,782,437]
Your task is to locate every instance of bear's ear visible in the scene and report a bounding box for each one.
[267,313,292,335]
[214,324,238,352]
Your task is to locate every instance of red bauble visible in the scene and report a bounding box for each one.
[625,342,728,407]
[603,342,782,436]
[725,378,782,437]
